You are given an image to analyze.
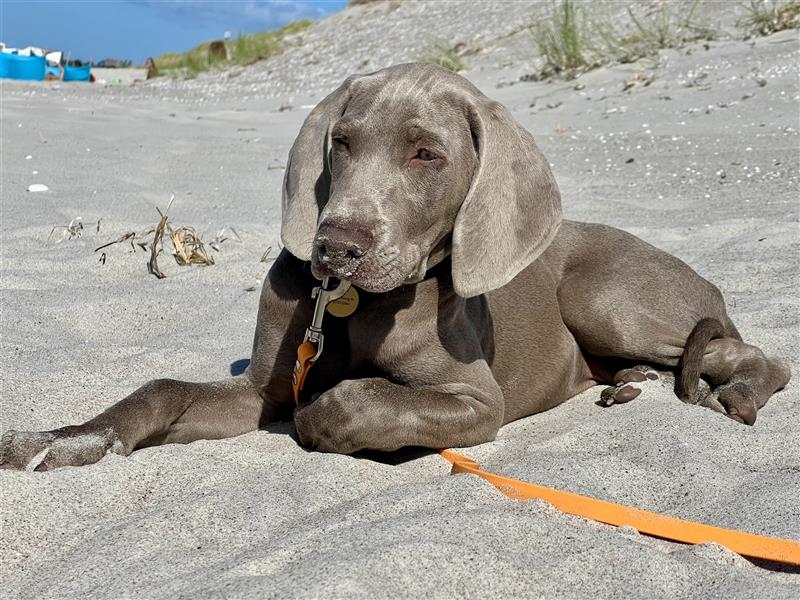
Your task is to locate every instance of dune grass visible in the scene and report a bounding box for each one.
[530,0,591,75]
[153,20,312,78]
[418,43,466,72]
[739,0,800,35]
[529,1,715,80]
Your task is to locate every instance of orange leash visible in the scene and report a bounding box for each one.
[439,449,800,566]
[292,340,318,406]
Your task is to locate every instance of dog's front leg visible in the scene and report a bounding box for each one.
[294,374,504,454]
[0,376,276,471]
[1,252,310,471]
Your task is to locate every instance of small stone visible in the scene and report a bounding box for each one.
[27,184,49,192]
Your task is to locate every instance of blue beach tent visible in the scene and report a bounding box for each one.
[63,63,91,81]
[0,53,45,80]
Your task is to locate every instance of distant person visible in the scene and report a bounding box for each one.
[208,40,227,63]
[145,57,158,79]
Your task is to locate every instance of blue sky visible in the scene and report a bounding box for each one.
[0,0,347,64]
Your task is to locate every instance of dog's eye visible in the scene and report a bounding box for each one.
[416,148,438,162]
[332,135,349,148]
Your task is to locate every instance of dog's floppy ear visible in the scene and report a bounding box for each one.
[281,76,357,260]
[451,97,562,297]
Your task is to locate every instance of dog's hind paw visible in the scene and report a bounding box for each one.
[600,366,660,407]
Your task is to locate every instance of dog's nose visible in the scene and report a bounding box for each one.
[315,224,373,273]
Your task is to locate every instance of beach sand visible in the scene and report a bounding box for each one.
[1,4,798,597]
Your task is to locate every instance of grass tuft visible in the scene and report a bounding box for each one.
[739,0,800,36]
[529,1,715,81]
[625,2,714,50]
[418,43,466,72]
[531,1,594,77]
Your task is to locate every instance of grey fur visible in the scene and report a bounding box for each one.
[0,64,791,470]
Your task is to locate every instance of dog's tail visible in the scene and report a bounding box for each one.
[677,317,728,403]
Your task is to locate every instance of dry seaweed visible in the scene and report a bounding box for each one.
[244,244,279,291]
[94,231,137,252]
[48,217,101,244]
[147,207,170,279]
[93,194,220,278]
[171,226,215,267]
[208,227,241,252]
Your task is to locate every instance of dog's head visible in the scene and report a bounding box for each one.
[281,63,561,297]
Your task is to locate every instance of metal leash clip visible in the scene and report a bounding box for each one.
[303,277,352,362]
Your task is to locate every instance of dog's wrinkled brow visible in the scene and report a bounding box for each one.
[330,118,362,138]
[332,116,449,152]
[405,124,447,148]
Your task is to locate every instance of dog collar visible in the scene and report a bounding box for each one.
[291,277,358,405]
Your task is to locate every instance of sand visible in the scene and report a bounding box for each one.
[1,5,798,598]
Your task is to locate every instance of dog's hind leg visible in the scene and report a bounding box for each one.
[600,318,731,407]
[552,221,790,424]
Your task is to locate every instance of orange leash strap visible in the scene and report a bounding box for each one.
[292,340,318,406]
[439,449,800,566]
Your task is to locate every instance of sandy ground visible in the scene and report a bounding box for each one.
[1,13,799,600]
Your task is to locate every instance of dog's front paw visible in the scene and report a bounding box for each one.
[294,381,361,454]
[0,426,123,471]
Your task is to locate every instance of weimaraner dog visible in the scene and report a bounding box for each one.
[0,63,791,471]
